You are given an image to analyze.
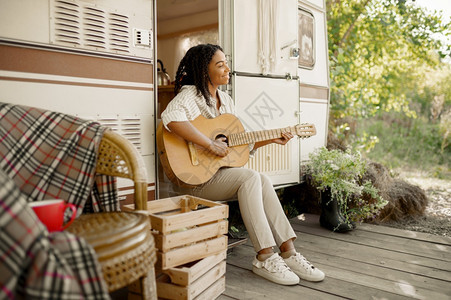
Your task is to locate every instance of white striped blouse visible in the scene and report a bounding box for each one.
[161,85,235,129]
[161,85,256,154]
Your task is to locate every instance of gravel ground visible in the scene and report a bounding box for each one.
[380,170,451,237]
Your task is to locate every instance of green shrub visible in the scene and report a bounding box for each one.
[354,112,450,177]
[307,147,388,223]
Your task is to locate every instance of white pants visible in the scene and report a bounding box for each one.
[175,168,297,252]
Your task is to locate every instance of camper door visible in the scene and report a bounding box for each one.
[219,0,300,186]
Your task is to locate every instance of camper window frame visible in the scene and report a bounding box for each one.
[298,7,316,70]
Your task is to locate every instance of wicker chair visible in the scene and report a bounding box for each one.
[68,129,157,299]
[96,129,148,210]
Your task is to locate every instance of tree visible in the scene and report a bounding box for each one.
[326,0,450,121]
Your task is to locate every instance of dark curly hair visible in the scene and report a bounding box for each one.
[174,44,223,107]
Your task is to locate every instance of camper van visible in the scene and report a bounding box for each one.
[0,0,330,205]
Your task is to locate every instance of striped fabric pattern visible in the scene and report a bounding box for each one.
[161,85,235,129]
[160,85,256,156]
[0,169,110,299]
[0,102,118,213]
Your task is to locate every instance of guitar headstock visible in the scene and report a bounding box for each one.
[294,123,316,138]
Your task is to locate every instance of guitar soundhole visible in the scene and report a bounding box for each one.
[215,134,229,146]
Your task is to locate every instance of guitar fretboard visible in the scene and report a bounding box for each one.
[228,126,299,147]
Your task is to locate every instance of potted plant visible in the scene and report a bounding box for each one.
[306,147,388,232]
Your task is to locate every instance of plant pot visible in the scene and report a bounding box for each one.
[319,188,354,233]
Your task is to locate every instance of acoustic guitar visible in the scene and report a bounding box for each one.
[157,113,316,187]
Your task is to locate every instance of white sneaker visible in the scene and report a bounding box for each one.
[284,252,325,282]
[252,253,299,285]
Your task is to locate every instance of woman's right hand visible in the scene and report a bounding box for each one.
[167,121,229,157]
[207,137,229,157]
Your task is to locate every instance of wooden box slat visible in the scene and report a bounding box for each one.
[157,236,227,270]
[124,195,229,270]
[152,204,227,234]
[194,276,225,300]
[162,251,227,286]
[154,220,228,252]
[123,195,228,234]
[156,254,226,300]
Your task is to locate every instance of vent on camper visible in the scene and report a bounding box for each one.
[53,0,81,45]
[246,143,291,173]
[120,117,142,151]
[51,0,131,54]
[84,115,142,153]
[109,13,130,53]
[84,6,107,49]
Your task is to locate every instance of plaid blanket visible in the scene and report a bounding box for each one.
[0,102,119,213]
[0,169,110,299]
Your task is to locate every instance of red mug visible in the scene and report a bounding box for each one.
[29,199,77,232]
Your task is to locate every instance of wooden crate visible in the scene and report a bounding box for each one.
[156,251,227,300]
[123,195,229,269]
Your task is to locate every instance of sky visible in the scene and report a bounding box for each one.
[414,0,450,21]
[413,0,450,53]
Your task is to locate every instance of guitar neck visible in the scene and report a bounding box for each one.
[228,126,297,147]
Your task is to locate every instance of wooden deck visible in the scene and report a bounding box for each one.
[218,214,451,300]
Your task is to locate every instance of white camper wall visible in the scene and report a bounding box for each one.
[0,0,156,203]
[297,0,330,162]
[219,0,302,186]
[298,2,329,87]
[302,0,325,9]
[0,1,50,44]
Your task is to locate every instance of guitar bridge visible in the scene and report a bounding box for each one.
[188,142,199,166]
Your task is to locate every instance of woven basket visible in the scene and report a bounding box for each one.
[96,130,148,210]
[67,212,156,292]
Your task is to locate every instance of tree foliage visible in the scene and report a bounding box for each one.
[326,0,450,121]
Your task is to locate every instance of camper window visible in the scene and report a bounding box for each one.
[298,8,315,69]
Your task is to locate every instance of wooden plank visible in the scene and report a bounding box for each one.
[288,218,451,298]
[299,220,451,258]
[123,195,228,233]
[157,261,226,300]
[224,252,410,300]
[157,205,227,233]
[216,295,235,300]
[292,228,451,281]
[195,276,225,300]
[189,261,226,299]
[158,235,228,269]
[162,251,227,286]
[226,244,448,299]
[319,264,450,300]
[237,223,451,281]
[295,244,451,295]
[124,197,181,213]
[217,214,451,299]
[147,196,187,213]
[297,213,451,246]
[156,274,189,299]
[155,220,228,251]
[191,197,225,208]
[184,252,226,285]
[291,218,451,262]
[358,223,451,246]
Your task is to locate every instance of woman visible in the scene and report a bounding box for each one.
[161,44,325,285]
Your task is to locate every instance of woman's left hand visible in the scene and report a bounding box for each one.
[252,131,294,150]
[272,132,294,145]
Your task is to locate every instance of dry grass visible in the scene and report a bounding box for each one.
[379,170,451,237]
[363,162,428,222]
